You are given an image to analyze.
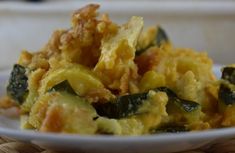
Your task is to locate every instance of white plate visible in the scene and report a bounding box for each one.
[0,65,231,153]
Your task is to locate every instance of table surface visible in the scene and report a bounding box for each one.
[0,136,234,153]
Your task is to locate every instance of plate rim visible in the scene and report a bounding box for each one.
[0,126,235,143]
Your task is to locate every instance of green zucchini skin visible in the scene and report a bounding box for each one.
[93,93,147,119]
[49,80,76,95]
[151,124,188,134]
[221,67,235,84]
[155,26,169,47]
[155,87,200,113]
[168,97,199,113]
[219,85,235,105]
[7,64,28,104]
[135,26,169,56]
[219,67,235,105]
[93,87,200,119]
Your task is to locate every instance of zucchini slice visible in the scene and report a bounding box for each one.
[7,64,28,104]
[151,124,188,134]
[93,93,147,119]
[39,64,104,96]
[136,26,169,56]
[156,26,169,47]
[29,92,98,134]
[219,67,235,105]
[165,95,200,113]
[219,85,235,105]
[93,87,200,119]
[49,80,76,95]
[221,67,235,84]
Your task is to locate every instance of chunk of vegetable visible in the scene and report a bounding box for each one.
[136,26,169,56]
[218,67,235,105]
[221,67,235,84]
[39,64,104,97]
[50,80,76,95]
[29,92,98,134]
[93,87,200,119]
[160,86,201,123]
[94,16,143,93]
[156,26,169,47]
[152,124,188,134]
[166,95,200,113]
[219,85,235,105]
[7,64,28,104]
[93,92,147,119]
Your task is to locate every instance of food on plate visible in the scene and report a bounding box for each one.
[1,4,235,135]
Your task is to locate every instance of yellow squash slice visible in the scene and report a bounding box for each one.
[39,64,105,97]
[94,16,143,93]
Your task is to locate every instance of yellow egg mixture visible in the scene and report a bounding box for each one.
[1,4,235,135]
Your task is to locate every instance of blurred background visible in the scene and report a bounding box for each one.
[0,0,235,70]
